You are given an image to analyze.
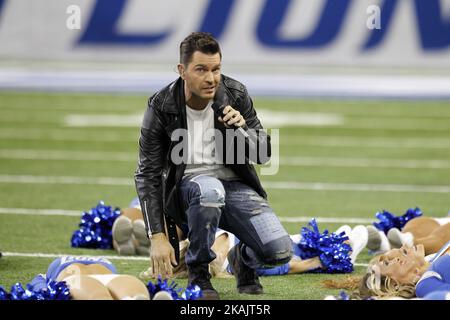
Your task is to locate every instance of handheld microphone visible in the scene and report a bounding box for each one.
[211,101,249,138]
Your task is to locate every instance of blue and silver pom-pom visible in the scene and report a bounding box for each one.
[324,291,350,300]
[325,291,376,300]
[71,201,121,249]
[4,280,70,300]
[180,284,203,300]
[0,286,9,300]
[147,276,202,300]
[296,219,353,273]
[42,280,71,300]
[337,291,350,300]
[373,207,422,234]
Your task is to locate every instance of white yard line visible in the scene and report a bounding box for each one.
[1,128,450,150]
[1,251,370,266]
[0,149,134,162]
[65,114,143,127]
[0,207,374,224]
[0,174,449,193]
[279,157,450,169]
[257,110,344,127]
[0,175,132,186]
[280,136,450,149]
[65,112,344,128]
[1,149,450,169]
[0,207,81,216]
[278,216,373,224]
[0,129,138,142]
[64,112,450,131]
[353,263,369,267]
[2,252,148,261]
[342,122,450,132]
[263,181,450,193]
[63,111,450,131]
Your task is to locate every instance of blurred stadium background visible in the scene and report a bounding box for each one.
[0,0,449,299]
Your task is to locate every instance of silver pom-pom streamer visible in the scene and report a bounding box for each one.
[71,201,121,249]
[3,279,71,300]
[373,207,422,234]
[296,219,353,273]
[0,286,9,300]
[147,276,202,300]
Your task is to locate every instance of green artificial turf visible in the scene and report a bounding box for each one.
[0,91,449,299]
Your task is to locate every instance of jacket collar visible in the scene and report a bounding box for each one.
[160,77,184,114]
[214,79,231,108]
[161,76,231,114]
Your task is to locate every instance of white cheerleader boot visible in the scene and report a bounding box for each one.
[112,215,136,255]
[387,228,414,248]
[348,225,369,264]
[366,225,391,254]
[132,219,151,256]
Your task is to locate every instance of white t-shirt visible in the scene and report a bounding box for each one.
[185,101,217,166]
[184,102,239,181]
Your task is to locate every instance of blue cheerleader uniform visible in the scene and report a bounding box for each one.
[46,256,117,280]
[28,256,117,291]
[254,235,303,276]
[415,241,450,300]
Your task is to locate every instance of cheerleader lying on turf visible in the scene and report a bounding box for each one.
[325,241,450,300]
[138,220,369,280]
[117,198,370,278]
[27,256,151,300]
[366,214,450,255]
[0,255,202,300]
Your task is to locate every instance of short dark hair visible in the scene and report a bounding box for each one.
[179,32,222,65]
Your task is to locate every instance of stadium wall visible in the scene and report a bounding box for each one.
[0,0,449,70]
[0,0,449,97]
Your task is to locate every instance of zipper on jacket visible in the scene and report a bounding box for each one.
[143,200,152,237]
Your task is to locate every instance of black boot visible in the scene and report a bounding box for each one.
[227,243,264,294]
[187,264,220,300]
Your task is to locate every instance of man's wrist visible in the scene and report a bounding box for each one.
[150,232,166,240]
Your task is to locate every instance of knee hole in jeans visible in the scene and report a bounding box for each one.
[199,187,225,208]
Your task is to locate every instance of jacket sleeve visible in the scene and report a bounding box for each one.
[134,98,166,236]
[239,89,271,164]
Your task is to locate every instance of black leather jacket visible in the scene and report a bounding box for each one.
[134,74,271,237]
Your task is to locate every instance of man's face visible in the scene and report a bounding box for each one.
[180,51,221,101]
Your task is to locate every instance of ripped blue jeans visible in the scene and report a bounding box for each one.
[179,174,293,269]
